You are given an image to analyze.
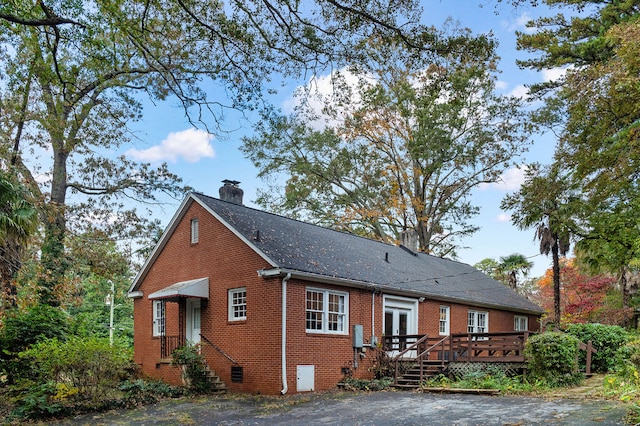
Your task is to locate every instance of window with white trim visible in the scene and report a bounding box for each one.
[439,306,450,335]
[306,288,348,334]
[468,310,488,334]
[190,218,199,244]
[152,300,166,337]
[228,288,247,321]
[514,315,528,331]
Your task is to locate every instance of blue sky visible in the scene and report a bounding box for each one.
[124,1,565,278]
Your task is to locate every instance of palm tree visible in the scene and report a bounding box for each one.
[501,163,576,328]
[0,170,39,307]
[498,253,533,290]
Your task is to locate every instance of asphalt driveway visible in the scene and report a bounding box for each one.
[56,389,627,425]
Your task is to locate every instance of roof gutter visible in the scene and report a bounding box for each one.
[257,268,544,316]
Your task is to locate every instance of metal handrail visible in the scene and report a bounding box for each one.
[200,333,239,365]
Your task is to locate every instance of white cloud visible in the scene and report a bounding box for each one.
[541,67,568,83]
[495,80,508,91]
[497,212,511,223]
[126,129,214,163]
[509,84,530,99]
[283,68,375,130]
[479,165,528,192]
[504,12,536,34]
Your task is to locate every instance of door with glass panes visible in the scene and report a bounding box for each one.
[383,296,417,357]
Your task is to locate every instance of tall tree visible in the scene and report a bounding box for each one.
[243,29,531,256]
[501,163,577,327]
[0,0,437,305]
[514,1,640,322]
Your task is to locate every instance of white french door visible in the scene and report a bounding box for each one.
[383,296,418,357]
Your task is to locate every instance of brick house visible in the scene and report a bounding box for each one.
[128,181,543,395]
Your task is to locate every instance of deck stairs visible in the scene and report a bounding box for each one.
[393,359,447,389]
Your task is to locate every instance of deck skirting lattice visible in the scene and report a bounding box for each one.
[447,362,526,378]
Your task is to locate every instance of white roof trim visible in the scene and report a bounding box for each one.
[148,277,209,300]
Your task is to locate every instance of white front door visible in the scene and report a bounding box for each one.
[383,296,418,357]
[186,298,201,345]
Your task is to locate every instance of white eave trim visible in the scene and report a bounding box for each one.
[128,291,143,299]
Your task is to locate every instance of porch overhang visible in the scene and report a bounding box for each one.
[148,277,209,301]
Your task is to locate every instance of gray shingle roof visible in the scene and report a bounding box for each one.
[195,193,543,314]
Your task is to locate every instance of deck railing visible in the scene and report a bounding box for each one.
[449,331,529,362]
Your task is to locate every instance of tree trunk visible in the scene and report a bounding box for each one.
[552,236,561,328]
[39,146,69,306]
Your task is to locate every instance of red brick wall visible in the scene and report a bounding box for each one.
[419,300,541,336]
[133,199,541,395]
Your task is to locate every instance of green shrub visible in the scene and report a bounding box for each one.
[525,331,583,387]
[16,336,134,412]
[341,378,393,391]
[565,323,629,373]
[6,381,64,421]
[616,337,640,374]
[119,379,184,407]
[171,344,211,393]
[454,366,527,391]
[0,305,70,384]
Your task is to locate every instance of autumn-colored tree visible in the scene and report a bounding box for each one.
[533,259,619,326]
[243,30,531,256]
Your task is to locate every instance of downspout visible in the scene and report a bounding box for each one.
[281,272,292,395]
[371,289,375,345]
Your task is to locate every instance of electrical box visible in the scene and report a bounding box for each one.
[352,324,363,348]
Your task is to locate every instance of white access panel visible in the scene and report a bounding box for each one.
[296,365,315,392]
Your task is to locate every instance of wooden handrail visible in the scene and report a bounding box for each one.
[421,336,449,360]
[200,333,239,365]
[392,334,430,386]
[392,334,429,361]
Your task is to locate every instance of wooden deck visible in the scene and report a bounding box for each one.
[384,332,597,389]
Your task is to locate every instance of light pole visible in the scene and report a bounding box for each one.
[105,280,115,346]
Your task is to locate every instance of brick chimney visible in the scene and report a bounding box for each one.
[219,180,244,205]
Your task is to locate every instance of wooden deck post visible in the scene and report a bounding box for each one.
[585,340,593,376]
